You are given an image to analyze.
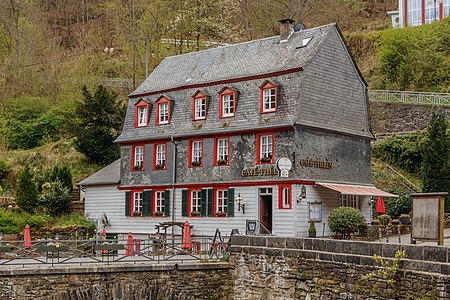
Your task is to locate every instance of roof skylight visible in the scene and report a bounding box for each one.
[296,36,313,49]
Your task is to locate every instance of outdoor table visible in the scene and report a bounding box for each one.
[37,244,70,265]
[95,244,125,263]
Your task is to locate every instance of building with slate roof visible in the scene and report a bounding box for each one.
[390,0,450,28]
[82,21,396,237]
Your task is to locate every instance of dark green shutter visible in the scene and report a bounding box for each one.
[147,103,152,123]
[227,188,235,217]
[142,190,152,216]
[182,189,188,217]
[164,190,171,216]
[125,191,131,216]
[201,189,207,217]
[207,189,214,217]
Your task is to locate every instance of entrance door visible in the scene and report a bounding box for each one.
[259,188,273,233]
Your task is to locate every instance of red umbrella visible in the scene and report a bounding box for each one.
[182,221,192,251]
[376,196,386,214]
[23,224,32,248]
[125,232,135,256]
[100,229,107,254]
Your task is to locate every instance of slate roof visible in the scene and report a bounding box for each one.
[78,159,120,186]
[130,23,334,97]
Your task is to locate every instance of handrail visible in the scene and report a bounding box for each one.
[369,90,450,106]
[385,164,421,193]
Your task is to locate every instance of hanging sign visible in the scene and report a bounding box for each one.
[276,157,292,178]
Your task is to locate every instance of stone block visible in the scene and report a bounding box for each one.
[359,256,374,266]
[230,235,249,246]
[299,250,317,260]
[311,239,326,252]
[341,240,352,254]
[303,239,313,250]
[370,243,382,256]
[285,237,304,250]
[346,255,360,265]
[401,245,422,261]
[350,241,370,256]
[283,249,301,258]
[422,246,447,263]
[244,246,264,255]
[318,252,333,262]
[227,246,242,254]
[264,247,283,257]
[249,236,266,247]
[441,264,450,275]
[266,237,286,249]
[382,244,401,258]
[325,240,341,253]
[333,253,347,263]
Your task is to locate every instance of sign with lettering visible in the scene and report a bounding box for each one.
[276,158,292,178]
[241,166,278,177]
[300,158,332,169]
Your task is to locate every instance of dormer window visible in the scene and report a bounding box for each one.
[260,81,277,113]
[156,96,171,125]
[192,90,209,121]
[135,99,149,127]
[219,87,237,118]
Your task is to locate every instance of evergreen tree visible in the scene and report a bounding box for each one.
[421,107,450,210]
[41,180,71,217]
[16,165,39,213]
[49,165,73,193]
[74,85,125,164]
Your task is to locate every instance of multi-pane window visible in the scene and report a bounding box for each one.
[194,97,206,120]
[260,135,273,162]
[155,144,166,168]
[137,106,147,126]
[222,94,235,117]
[191,190,201,214]
[133,191,143,214]
[191,140,202,166]
[134,146,144,169]
[158,102,169,124]
[339,194,359,209]
[407,0,422,26]
[282,187,291,208]
[217,138,229,164]
[262,88,276,112]
[216,190,228,216]
[155,191,165,215]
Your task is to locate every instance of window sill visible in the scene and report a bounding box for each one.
[152,215,167,218]
[261,110,276,114]
[188,216,203,218]
[220,114,235,119]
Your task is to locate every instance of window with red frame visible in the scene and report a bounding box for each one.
[135,101,149,127]
[189,140,203,167]
[219,88,236,118]
[278,184,292,209]
[190,190,202,216]
[260,82,277,113]
[256,133,274,164]
[154,190,166,216]
[156,97,170,125]
[132,145,144,171]
[214,137,229,166]
[133,191,143,215]
[153,143,166,170]
[193,96,206,120]
[216,189,228,217]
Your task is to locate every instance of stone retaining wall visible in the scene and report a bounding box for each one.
[229,236,450,299]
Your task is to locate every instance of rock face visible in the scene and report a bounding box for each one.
[369,102,450,134]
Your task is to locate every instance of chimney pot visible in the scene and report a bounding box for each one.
[279,19,295,42]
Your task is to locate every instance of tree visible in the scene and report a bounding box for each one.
[41,180,71,216]
[328,206,366,239]
[16,165,39,212]
[49,165,73,193]
[421,107,450,210]
[74,85,125,164]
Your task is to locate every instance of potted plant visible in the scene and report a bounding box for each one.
[153,211,164,217]
[391,219,400,225]
[216,211,227,217]
[399,214,411,225]
[260,156,272,163]
[190,211,201,217]
[308,221,316,238]
[132,211,142,217]
[191,160,201,167]
[133,164,143,171]
[155,164,165,169]
[216,159,228,165]
[379,214,391,226]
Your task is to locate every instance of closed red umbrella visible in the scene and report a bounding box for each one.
[376,196,386,214]
[126,232,134,256]
[23,224,32,248]
[182,221,192,251]
[100,229,107,254]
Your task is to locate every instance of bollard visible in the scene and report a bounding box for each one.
[386,225,389,243]
[378,226,382,242]
[398,224,401,244]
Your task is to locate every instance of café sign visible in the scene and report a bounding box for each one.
[241,166,278,177]
[300,158,332,169]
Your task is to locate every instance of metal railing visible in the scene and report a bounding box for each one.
[369,90,450,106]
[0,235,229,267]
[385,164,421,193]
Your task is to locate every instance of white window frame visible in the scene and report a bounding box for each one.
[159,102,169,124]
[262,88,276,112]
[260,135,272,159]
[222,94,234,117]
[217,138,228,162]
[134,146,144,167]
[339,194,359,209]
[282,187,291,209]
[156,144,166,167]
[192,140,202,163]
[133,191,143,213]
[194,97,206,120]
[216,190,228,214]
[191,190,201,213]
[137,106,147,126]
[155,191,165,214]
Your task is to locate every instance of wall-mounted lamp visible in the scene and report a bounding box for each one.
[235,193,245,214]
[301,185,307,199]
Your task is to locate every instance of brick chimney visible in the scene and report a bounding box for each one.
[279,19,295,42]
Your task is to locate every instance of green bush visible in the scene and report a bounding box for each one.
[41,180,71,217]
[0,160,10,179]
[49,165,73,193]
[328,206,366,238]
[15,166,39,213]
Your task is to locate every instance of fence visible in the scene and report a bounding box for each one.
[0,235,229,267]
[369,90,450,106]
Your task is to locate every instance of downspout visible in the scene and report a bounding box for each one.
[170,134,177,237]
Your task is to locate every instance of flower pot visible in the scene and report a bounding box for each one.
[308,232,316,238]
[399,215,410,225]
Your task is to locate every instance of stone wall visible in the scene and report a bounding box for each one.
[229,236,450,299]
[0,262,231,300]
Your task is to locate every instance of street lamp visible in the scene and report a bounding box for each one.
[235,193,245,214]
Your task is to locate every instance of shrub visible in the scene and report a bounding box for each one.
[0,160,10,179]
[49,165,73,193]
[41,180,71,217]
[16,166,39,213]
[328,206,366,238]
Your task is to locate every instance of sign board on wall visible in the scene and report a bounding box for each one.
[246,220,258,235]
[308,201,322,222]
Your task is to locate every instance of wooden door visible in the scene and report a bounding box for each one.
[259,195,272,232]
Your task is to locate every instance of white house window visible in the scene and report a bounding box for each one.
[216,190,228,216]
[137,106,147,126]
[158,102,169,124]
[194,97,206,120]
[155,191,165,215]
[134,146,144,169]
[260,135,273,162]
[133,191,143,214]
[262,88,276,112]
[191,190,201,214]
[192,141,202,165]
[217,138,229,164]
[339,194,359,209]
[222,94,234,117]
[282,187,291,208]
[155,144,166,168]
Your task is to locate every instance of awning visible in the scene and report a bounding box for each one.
[317,183,398,198]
